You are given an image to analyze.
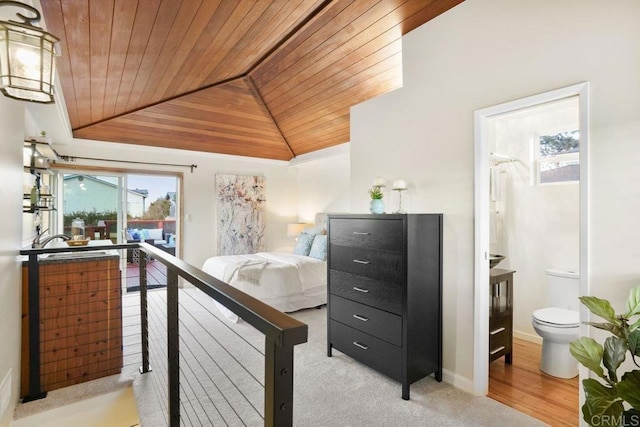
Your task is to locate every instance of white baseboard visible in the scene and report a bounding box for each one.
[441,369,476,395]
[513,330,542,345]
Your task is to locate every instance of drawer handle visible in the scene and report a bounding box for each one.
[353,287,369,293]
[353,232,370,235]
[353,341,369,350]
[490,346,506,355]
[353,314,369,322]
[353,259,370,265]
[489,327,506,336]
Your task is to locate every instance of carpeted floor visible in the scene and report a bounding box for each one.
[15,288,545,426]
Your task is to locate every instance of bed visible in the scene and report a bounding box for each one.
[202,214,328,322]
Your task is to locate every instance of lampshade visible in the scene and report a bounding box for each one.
[392,179,407,190]
[287,223,308,237]
[0,2,59,103]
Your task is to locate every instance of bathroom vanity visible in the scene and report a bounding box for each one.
[489,268,515,363]
[21,244,122,397]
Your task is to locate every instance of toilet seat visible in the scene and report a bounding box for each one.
[532,307,579,328]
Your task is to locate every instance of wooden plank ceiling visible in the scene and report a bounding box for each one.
[42,0,463,161]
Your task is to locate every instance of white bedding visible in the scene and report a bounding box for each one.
[202,252,327,322]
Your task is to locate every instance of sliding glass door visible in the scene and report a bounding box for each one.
[54,170,180,293]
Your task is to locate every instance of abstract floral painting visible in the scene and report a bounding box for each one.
[216,174,266,255]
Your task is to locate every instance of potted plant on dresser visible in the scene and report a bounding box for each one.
[368,185,384,214]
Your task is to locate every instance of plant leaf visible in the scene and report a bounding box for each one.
[629,316,640,333]
[571,337,605,378]
[603,336,627,382]
[626,286,640,318]
[629,330,640,358]
[618,370,640,410]
[584,321,625,339]
[581,296,620,325]
[581,378,624,427]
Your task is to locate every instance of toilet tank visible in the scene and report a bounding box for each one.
[547,268,580,311]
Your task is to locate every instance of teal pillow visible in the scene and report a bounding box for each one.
[309,235,327,260]
[293,231,315,256]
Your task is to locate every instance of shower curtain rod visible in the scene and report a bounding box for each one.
[54,150,198,173]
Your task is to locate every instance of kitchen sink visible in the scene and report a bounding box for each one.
[42,251,109,260]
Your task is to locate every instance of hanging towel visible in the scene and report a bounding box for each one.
[490,167,501,202]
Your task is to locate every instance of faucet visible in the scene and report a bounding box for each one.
[32,229,72,248]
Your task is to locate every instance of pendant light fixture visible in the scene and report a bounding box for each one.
[0,1,58,103]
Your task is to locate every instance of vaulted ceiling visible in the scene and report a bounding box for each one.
[41,0,463,161]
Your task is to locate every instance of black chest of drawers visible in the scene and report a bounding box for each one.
[327,214,443,400]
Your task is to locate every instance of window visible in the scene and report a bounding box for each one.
[535,130,579,184]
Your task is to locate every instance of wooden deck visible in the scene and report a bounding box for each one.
[489,338,579,426]
[124,260,168,292]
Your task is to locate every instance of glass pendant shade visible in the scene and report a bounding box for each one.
[0,19,58,103]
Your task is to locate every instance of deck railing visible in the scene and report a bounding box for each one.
[20,242,308,426]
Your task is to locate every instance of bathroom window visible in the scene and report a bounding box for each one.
[535,130,579,184]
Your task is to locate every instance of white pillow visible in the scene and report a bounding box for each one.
[147,228,163,240]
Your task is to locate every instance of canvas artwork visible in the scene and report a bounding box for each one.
[216,174,266,255]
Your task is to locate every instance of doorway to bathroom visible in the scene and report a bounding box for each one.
[473,83,589,424]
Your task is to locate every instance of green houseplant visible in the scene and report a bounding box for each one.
[368,185,384,214]
[569,285,640,426]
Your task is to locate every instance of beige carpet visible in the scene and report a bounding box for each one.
[15,288,545,426]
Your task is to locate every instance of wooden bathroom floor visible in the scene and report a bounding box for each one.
[488,338,579,426]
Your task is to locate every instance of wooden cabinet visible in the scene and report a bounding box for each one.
[21,255,122,397]
[489,268,515,364]
[327,214,443,400]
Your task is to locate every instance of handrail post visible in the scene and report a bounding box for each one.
[139,252,151,374]
[167,268,180,427]
[264,338,294,427]
[23,254,47,402]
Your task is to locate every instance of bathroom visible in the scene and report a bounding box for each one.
[487,96,580,417]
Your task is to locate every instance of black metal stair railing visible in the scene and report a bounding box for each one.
[20,242,308,427]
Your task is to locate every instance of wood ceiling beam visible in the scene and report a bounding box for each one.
[246,75,295,159]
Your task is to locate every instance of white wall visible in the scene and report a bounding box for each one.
[490,98,580,340]
[0,98,26,426]
[293,152,351,223]
[351,0,640,389]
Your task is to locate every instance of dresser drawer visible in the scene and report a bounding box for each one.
[489,319,512,362]
[330,295,402,346]
[330,320,401,381]
[329,218,403,251]
[330,246,403,283]
[329,270,403,315]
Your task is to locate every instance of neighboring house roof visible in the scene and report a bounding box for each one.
[540,165,580,183]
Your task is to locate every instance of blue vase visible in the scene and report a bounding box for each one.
[370,199,384,214]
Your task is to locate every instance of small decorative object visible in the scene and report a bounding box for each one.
[569,285,640,426]
[392,179,407,214]
[369,182,385,214]
[35,131,52,144]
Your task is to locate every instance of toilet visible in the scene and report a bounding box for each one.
[531,269,580,379]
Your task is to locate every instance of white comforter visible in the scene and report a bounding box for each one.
[202,252,327,321]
